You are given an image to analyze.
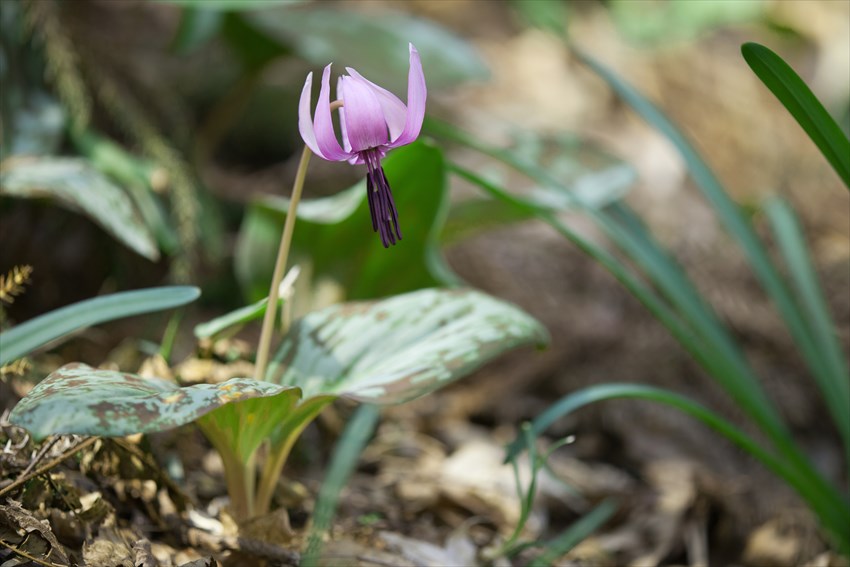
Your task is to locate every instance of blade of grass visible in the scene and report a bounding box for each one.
[764,197,850,457]
[449,163,709,372]
[302,404,380,567]
[530,499,617,567]
[0,286,200,365]
[741,42,850,189]
[451,161,789,445]
[503,383,850,553]
[571,47,843,485]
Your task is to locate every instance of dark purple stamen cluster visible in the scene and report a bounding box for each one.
[364,151,402,247]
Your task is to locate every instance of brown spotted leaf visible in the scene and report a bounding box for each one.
[269,288,548,404]
[8,364,299,441]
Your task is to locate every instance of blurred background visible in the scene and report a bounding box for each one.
[1,0,848,564]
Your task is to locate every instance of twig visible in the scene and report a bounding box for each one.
[0,436,98,498]
[185,527,299,566]
[19,436,59,478]
[0,538,68,567]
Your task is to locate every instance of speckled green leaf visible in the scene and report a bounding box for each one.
[8,364,298,441]
[0,158,158,260]
[269,288,548,404]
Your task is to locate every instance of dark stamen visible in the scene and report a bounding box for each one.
[364,152,402,248]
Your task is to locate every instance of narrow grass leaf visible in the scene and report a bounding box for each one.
[503,383,850,552]
[572,47,837,467]
[530,499,617,567]
[0,286,200,365]
[194,296,275,339]
[764,197,850,457]
[742,42,850,189]
[303,404,381,566]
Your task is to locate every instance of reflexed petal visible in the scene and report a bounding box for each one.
[298,72,322,156]
[337,76,353,154]
[345,67,407,142]
[314,64,353,162]
[387,43,427,148]
[338,75,389,152]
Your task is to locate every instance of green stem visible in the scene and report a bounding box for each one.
[254,145,312,382]
[254,397,333,517]
[199,420,254,521]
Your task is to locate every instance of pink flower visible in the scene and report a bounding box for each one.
[299,43,427,247]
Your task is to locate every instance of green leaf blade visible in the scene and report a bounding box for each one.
[742,42,850,189]
[0,286,200,365]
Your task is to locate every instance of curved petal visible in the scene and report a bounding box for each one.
[345,67,407,141]
[387,43,427,148]
[337,75,352,154]
[338,75,389,153]
[298,72,323,157]
[314,64,353,162]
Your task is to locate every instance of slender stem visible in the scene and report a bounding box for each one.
[254,145,312,382]
[253,101,343,382]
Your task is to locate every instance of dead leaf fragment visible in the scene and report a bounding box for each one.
[0,499,69,564]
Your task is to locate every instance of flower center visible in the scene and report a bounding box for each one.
[363,150,402,248]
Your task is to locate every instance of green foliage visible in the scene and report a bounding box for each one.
[71,130,178,253]
[609,0,764,45]
[425,117,636,244]
[242,7,488,91]
[0,286,200,366]
[267,288,548,403]
[427,39,849,555]
[194,295,282,340]
[236,142,458,305]
[530,500,617,566]
[9,364,294,441]
[742,42,850,189]
[303,405,381,566]
[511,0,569,38]
[0,157,159,260]
[155,0,302,10]
[505,383,849,554]
[572,47,850,459]
[10,288,546,519]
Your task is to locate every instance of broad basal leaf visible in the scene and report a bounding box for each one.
[269,288,548,404]
[8,363,298,441]
[0,158,158,260]
[235,141,459,309]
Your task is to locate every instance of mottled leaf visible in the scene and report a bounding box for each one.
[269,288,548,404]
[8,363,298,441]
[10,289,546,444]
[0,158,159,260]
